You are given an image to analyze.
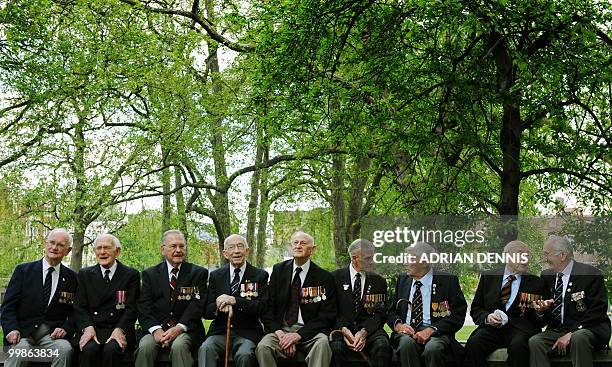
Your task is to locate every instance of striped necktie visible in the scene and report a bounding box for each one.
[551,272,564,327]
[353,273,362,314]
[43,267,54,306]
[500,274,516,308]
[411,281,423,328]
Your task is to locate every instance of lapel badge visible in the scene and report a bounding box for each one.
[343,284,350,291]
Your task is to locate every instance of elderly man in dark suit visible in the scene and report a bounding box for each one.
[464,240,546,367]
[1,228,77,367]
[135,229,208,367]
[388,242,467,367]
[330,239,392,367]
[74,233,140,367]
[529,235,611,367]
[198,234,268,367]
[256,231,337,367]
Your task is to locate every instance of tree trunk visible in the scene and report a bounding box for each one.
[346,155,371,243]
[161,145,172,235]
[489,31,521,244]
[246,123,264,261]
[256,144,270,268]
[70,120,88,271]
[174,165,188,238]
[331,154,347,267]
[205,0,232,262]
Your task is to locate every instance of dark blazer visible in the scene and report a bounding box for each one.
[1,259,78,345]
[470,268,547,335]
[74,260,140,347]
[540,261,611,346]
[204,262,268,343]
[262,259,337,341]
[387,270,467,336]
[138,261,208,346]
[331,266,388,337]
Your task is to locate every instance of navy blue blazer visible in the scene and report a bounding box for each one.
[1,259,78,345]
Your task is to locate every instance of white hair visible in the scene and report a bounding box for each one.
[503,240,529,254]
[47,228,73,247]
[347,239,374,256]
[224,234,248,248]
[162,229,186,244]
[291,231,314,245]
[94,233,121,249]
[547,235,574,259]
[405,242,437,258]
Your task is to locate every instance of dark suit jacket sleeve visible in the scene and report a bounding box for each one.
[571,271,608,332]
[296,272,337,341]
[1,264,24,335]
[432,275,467,336]
[387,274,404,329]
[234,271,269,316]
[362,276,388,335]
[60,271,78,336]
[180,267,208,330]
[262,264,283,333]
[75,270,94,331]
[204,270,219,320]
[118,269,140,332]
[137,269,160,332]
[470,272,488,326]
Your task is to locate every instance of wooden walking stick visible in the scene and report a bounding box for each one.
[224,308,232,367]
[328,329,372,367]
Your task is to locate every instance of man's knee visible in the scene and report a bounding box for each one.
[54,339,73,355]
[569,329,594,350]
[138,335,158,353]
[103,340,123,356]
[528,333,546,350]
[81,341,99,356]
[310,333,331,351]
[397,335,418,351]
[422,339,445,359]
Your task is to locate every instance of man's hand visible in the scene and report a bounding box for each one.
[160,326,184,348]
[414,327,435,344]
[352,329,368,352]
[533,299,554,313]
[279,332,302,351]
[79,326,99,351]
[216,294,237,309]
[106,328,127,351]
[552,332,572,356]
[218,303,233,318]
[50,328,67,339]
[6,330,20,345]
[341,327,355,348]
[486,313,503,327]
[394,323,415,337]
[153,329,165,344]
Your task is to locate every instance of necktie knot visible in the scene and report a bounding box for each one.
[414,280,423,288]
[171,267,179,275]
[355,273,361,279]
[508,274,516,281]
[234,268,241,276]
[295,267,302,275]
[48,267,55,273]
[105,269,111,275]
[556,272,563,280]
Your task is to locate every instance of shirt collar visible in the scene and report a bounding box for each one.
[229,261,247,277]
[503,266,522,281]
[100,260,118,276]
[42,257,61,274]
[293,259,310,275]
[166,260,182,276]
[349,263,364,280]
[560,260,574,277]
[413,267,433,287]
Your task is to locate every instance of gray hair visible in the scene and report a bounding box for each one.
[405,242,437,258]
[47,228,73,247]
[291,231,314,246]
[347,238,374,256]
[162,229,186,244]
[503,240,529,254]
[94,233,121,249]
[547,235,574,259]
[224,234,248,248]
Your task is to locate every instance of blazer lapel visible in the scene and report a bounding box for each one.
[220,264,231,295]
[34,260,45,312]
[158,262,171,303]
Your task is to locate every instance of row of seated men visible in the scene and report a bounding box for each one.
[1,229,610,367]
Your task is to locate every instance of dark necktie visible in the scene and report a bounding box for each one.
[285,267,302,325]
[353,273,362,314]
[500,274,516,307]
[103,269,111,284]
[230,268,241,295]
[169,267,178,290]
[551,272,564,327]
[43,267,55,306]
[411,280,423,329]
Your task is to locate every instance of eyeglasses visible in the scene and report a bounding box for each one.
[165,244,186,251]
[225,243,246,250]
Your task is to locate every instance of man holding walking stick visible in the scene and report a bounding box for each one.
[198,234,269,367]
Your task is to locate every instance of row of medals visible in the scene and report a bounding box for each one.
[240,283,258,298]
[363,294,385,313]
[519,293,543,315]
[58,291,74,304]
[177,287,201,300]
[431,301,451,317]
[300,286,327,304]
